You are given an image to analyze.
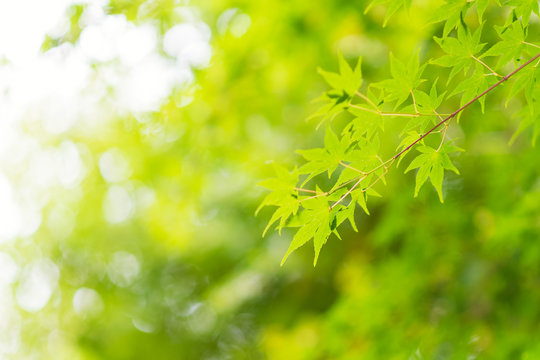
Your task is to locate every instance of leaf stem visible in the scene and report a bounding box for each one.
[349,104,446,117]
[436,123,449,152]
[299,192,329,202]
[329,176,366,210]
[339,161,367,175]
[523,41,540,49]
[362,166,389,192]
[355,91,380,110]
[472,55,502,77]
[410,90,419,113]
[348,104,381,115]
[294,187,318,193]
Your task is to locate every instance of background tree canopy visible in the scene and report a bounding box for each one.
[0,0,539,359]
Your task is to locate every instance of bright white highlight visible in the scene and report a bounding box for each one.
[103,185,134,224]
[73,287,104,316]
[107,251,140,287]
[0,0,210,240]
[0,0,73,62]
[0,0,212,353]
[55,141,86,188]
[0,174,23,244]
[132,318,155,333]
[16,259,59,312]
[0,253,19,286]
[99,148,132,183]
[164,23,212,68]
[217,8,251,37]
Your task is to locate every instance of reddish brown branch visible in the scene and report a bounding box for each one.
[393,52,540,161]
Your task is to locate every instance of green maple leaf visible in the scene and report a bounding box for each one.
[511,99,540,146]
[317,54,363,97]
[297,128,352,185]
[481,21,527,67]
[450,63,497,112]
[476,0,490,23]
[310,55,363,126]
[415,80,446,113]
[258,165,300,236]
[365,0,412,26]
[506,65,539,107]
[374,53,426,109]
[309,90,349,127]
[401,81,446,134]
[404,144,462,202]
[506,0,540,26]
[432,24,486,82]
[280,196,336,267]
[346,110,383,139]
[429,0,472,37]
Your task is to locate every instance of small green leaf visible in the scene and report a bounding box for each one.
[507,0,540,26]
[365,0,413,26]
[280,198,334,266]
[430,159,445,202]
[374,53,426,109]
[481,21,527,67]
[476,0,489,23]
[317,68,345,91]
[429,0,471,37]
[432,24,486,83]
[352,189,370,215]
[414,161,431,197]
[281,219,319,266]
[405,144,461,202]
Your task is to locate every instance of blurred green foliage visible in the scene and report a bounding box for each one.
[5,0,540,359]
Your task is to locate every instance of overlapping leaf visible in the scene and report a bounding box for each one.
[258,165,300,236]
[481,21,527,67]
[297,128,352,184]
[430,0,472,37]
[311,55,363,125]
[432,25,486,82]
[405,143,462,202]
[260,0,540,267]
[374,53,426,109]
[505,0,540,25]
[365,0,412,26]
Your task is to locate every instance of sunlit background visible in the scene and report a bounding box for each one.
[1,0,540,359]
[0,0,217,356]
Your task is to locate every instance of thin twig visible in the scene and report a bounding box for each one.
[349,104,417,117]
[349,104,450,117]
[329,176,366,210]
[523,41,540,49]
[298,192,328,202]
[294,187,317,193]
[361,167,389,192]
[472,55,502,77]
[355,91,380,110]
[348,104,381,115]
[436,123,449,152]
[339,161,366,175]
[410,90,419,114]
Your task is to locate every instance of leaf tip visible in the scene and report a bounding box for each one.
[280,253,289,267]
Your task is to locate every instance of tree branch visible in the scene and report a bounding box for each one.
[295,52,540,206]
[392,52,540,162]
